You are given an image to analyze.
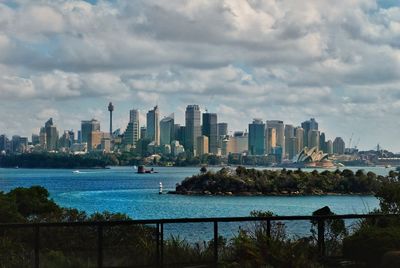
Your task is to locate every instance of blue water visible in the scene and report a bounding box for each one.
[0,166,383,219]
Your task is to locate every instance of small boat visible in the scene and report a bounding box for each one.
[137,165,158,174]
[159,182,163,194]
[72,170,80,174]
[133,165,138,170]
[385,165,392,168]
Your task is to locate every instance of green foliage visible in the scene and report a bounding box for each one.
[176,166,382,195]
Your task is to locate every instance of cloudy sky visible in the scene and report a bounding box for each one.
[0,0,399,151]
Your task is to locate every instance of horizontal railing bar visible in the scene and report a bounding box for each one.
[0,213,398,228]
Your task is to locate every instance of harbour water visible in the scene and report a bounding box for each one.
[0,166,385,241]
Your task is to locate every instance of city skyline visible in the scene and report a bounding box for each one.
[0,1,399,151]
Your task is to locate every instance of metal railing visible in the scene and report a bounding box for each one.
[0,213,398,267]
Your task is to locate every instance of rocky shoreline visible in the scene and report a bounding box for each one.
[168,190,375,196]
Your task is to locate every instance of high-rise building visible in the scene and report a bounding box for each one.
[248,119,265,155]
[89,131,110,151]
[31,134,40,146]
[202,113,218,154]
[160,114,175,146]
[301,118,318,147]
[129,109,140,141]
[326,140,334,154]
[288,137,297,160]
[217,123,228,137]
[123,122,137,149]
[185,105,201,154]
[333,137,345,154]
[295,127,304,154]
[45,118,59,151]
[140,127,147,140]
[308,129,320,150]
[319,132,326,152]
[0,135,8,152]
[266,127,276,154]
[39,127,46,149]
[59,130,74,149]
[197,135,209,156]
[266,120,284,154]
[146,106,160,145]
[81,119,100,144]
[284,124,295,157]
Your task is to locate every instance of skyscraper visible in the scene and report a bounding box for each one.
[333,137,345,154]
[284,124,295,157]
[266,127,276,154]
[0,135,8,152]
[319,132,326,152]
[146,106,160,145]
[185,105,201,154]
[248,119,265,155]
[217,123,228,137]
[267,120,284,154]
[295,127,304,153]
[326,140,334,154]
[301,118,318,147]
[160,114,175,146]
[197,135,209,156]
[129,108,140,142]
[202,113,218,154]
[308,129,320,150]
[45,118,59,151]
[81,119,100,144]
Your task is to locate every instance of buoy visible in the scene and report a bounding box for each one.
[159,182,163,194]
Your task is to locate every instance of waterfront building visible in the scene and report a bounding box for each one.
[248,119,265,155]
[197,135,209,156]
[146,106,160,145]
[202,113,218,154]
[129,109,140,141]
[45,118,59,151]
[326,140,334,154]
[81,119,100,144]
[266,120,285,155]
[266,127,276,154]
[301,118,318,147]
[308,129,320,150]
[185,105,201,155]
[160,114,175,146]
[284,124,295,158]
[333,137,345,154]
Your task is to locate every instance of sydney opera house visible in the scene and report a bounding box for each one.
[294,147,335,168]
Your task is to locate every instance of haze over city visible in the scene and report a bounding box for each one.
[0,0,400,151]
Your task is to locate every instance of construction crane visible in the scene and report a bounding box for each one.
[348,133,354,149]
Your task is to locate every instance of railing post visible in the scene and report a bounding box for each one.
[160,223,164,268]
[317,219,325,258]
[214,221,218,267]
[97,224,103,268]
[156,223,160,266]
[34,225,39,268]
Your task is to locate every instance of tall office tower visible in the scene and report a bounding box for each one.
[319,132,326,152]
[301,118,318,147]
[59,130,73,149]
[248,119,265,155]
[129,108,140,142]
[295,127,304,153]
[0,135,7,152]
[197,135,209,156]
[202,113,218,154]
[108,102,114,135]
[185,105,201,154]
[146,106,160,145]
[308,129,320,150]
[160,114,175,146]
[140,126,147,140]
[217,123,228,137]
[11,135,21,153]
[267,120,285,154]
[326,140,334,154]
[173,124,181,141]
[123,122,136,149]
[284,124,295,157]
[31,134,40,146]
[288,137,297,160]
[77,130,82,143]
[89,131,109,151]
[39,127,46,148]
[266,127,276,154]
[81,119,100,144]
[45,118,59,151]
[232,131,248,153]
[333,137,345,154]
